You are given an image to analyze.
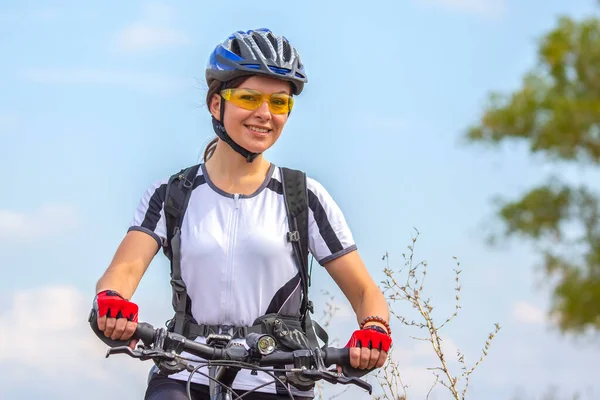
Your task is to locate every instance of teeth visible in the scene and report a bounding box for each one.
[248,126,269,133]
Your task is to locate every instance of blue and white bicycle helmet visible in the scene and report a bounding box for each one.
[206,28,307,95]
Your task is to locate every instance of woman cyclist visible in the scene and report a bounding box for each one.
[91,28,392,400]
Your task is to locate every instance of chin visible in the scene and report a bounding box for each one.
[245,144,272,154]
[240,138,276,154]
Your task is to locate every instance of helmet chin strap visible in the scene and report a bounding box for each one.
[211,100,260,163]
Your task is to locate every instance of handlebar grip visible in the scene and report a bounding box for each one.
[133,322,156,343]
[88,308,157,348]
[324,347,372,378]
[88,309,133,348]
[323,347,350,366]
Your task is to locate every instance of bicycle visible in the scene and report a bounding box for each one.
[89,314,373,400]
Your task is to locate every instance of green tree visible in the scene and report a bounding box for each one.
[466,15,600,333]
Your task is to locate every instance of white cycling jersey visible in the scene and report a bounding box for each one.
[129,163,356,394]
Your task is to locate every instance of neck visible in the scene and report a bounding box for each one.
[205,139,270,182]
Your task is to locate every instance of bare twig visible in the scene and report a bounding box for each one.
[378,231,501,399]
[374,355,407,400]
[426,375,441,400]
[437,260,462,331]
[314,290,342,399]
[328,387,350,399]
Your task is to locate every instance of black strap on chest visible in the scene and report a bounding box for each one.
[163,164,201,335]
[279,167,311,319]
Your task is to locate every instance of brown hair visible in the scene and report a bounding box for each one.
[202,76,250,162]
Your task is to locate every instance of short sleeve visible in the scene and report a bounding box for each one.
[306,177,357,265]
[128,180,168,248]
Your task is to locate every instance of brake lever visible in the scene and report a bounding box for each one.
[105,345,140,358]
[299,369,373,394]
[106,345,177,362]
[335,373,372,394]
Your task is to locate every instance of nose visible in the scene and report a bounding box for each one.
[254,99,271,119]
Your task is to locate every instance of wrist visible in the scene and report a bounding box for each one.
[96,289,127,300]
[359,315,392,335]
[363,321,387,330]
[362,324,389,335]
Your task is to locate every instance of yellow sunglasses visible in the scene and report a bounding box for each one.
[220,88,294,115]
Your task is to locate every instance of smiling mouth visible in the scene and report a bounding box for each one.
[245,125,272,134]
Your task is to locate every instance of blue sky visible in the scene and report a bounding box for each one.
[1,0,599,399]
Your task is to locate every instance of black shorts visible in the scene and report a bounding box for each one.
[144,373,313,400]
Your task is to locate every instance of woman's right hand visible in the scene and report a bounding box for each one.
[93,290,139,349]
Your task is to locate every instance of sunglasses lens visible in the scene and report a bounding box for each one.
[269,94,293,114]
[229,89,262,110]
[222,89,294,114]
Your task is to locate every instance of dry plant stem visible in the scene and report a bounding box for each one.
[375,357,406,400]
[380,230,501,400]
[320,290,339,330]
[437,260,462,331]
[315,382,324,400]
[457,349,469,398]
[426,376,441,400]
[329,387,350,399]
[415,299,460,399]
[458,323,501,398]
[315,291,340,400]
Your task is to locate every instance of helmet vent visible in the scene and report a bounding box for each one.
[266,32,278,50]
[282,39,292,62]
[251,32,273,59]
[230,39,242,57]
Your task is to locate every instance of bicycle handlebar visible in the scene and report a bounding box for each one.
[90,318,349,363]
[89,311,373,393]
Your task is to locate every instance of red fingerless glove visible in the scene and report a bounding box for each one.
[94,290,139,322]
[345,326,392,352]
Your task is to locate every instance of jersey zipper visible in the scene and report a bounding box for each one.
[225,193,240,323]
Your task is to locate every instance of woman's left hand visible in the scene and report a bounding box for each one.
[345,326,392,370]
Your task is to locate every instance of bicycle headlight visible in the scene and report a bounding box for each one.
[256,335,276,355]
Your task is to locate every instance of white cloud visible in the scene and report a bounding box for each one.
[117,3,189,52]
[513,301,546,325]
[0,205,78,241]
[0,286,105,380]
[0,286,151,396]
[20,68,190,94]
[416,0,506,17]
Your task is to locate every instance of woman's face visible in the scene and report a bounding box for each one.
[210,75,292,155]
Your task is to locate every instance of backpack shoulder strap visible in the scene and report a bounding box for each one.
[281,167,330,348]
[164,164,201,255]
[163,163,201,335]
[280,167,310,315]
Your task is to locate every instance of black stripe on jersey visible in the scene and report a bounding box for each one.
[308,190,343,254]
[265,273,301,314]
[193,175,206,190]
[141,183,167,232]
[268,178,344,255]
[266,178,283,194]
[140,175,205,233]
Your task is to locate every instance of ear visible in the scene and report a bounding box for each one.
[209,93,222,121]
